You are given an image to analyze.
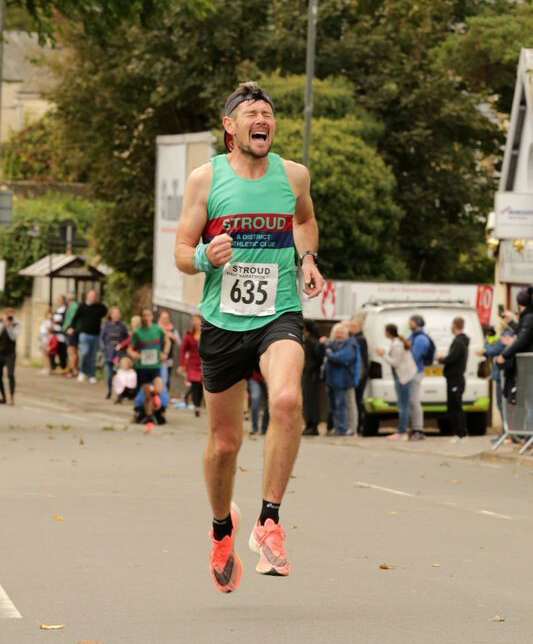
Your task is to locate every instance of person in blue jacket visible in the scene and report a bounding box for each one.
[408,315,432,440]
[325,323,358,436]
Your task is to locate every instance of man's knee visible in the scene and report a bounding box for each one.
[269,388,301,423]
[209,428,241,461]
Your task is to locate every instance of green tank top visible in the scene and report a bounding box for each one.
[200,152,301,331]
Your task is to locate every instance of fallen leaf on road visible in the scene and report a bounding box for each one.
[290,525,299,529]
[53,515,64,521]
[432,563,441,567]
[379,563,394,570]
[79,437,85,445]
[440,461,450,467]
[290,475,297,479]
[39,623,64,630]
[489,615,505,622]
[389,511,398,515]
[450,479,462,484]
[238,466,248,472]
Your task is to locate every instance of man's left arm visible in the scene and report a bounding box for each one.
[285,160,325,299]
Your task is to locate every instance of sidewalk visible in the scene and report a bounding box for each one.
[7,365,533,465]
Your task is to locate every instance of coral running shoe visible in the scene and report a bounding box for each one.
[249,518,290,576]
[152,394,161,411]
[209,502,242,593]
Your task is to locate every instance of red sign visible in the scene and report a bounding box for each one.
[476,285,493,326]
[321,280,337,318]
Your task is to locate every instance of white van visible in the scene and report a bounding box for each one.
[361,301,489,435]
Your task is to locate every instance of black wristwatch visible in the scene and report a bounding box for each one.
[299,251,319,265]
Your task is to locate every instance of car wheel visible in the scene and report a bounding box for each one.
[437,417,452,435]
[362,414,380,436]
[466,412,487,436]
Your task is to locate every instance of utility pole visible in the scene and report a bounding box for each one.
[303,0,318,168]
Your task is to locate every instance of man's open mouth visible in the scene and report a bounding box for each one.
[251,131,268,141]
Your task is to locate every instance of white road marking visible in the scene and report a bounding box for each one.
[355,482,415,498]
[478,510,513,520]
[0,583,22,618]
[355,481,515,520]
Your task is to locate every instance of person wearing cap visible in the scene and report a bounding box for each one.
[407,315,431,441]
[175,80,324,592]
[496,287,533,404]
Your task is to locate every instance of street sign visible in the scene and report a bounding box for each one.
[0,259,5,291]
[494,192,533,239]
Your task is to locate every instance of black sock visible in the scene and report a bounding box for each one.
[259,500,280,525]
[212,513,233,541]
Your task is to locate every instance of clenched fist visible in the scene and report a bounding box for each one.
[206,233,233,267]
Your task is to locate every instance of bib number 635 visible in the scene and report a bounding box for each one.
[220,262,278,316]
[230,279,268,306]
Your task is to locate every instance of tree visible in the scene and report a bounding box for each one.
[256,0,502,283]
[436,2,533,114]
[6,0,212,43]
[258,74,405,280]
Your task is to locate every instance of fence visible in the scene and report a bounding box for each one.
[492,353,533,454]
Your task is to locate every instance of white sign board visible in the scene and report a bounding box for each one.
[302,280,495,325]
[0,259,5,291]
[499,240,533,283]
[494,192,533,239]
[153,141,187,310]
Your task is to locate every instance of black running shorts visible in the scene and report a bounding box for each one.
[199,312,304,393]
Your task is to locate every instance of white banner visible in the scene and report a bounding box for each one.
[153,142,187,309]
[0,259,5,291]
[499,240,533,283]
[494,192,533,239]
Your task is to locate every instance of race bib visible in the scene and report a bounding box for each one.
[220,262,278,316]
[140,349,157,365]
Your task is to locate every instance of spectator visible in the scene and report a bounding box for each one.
[345,322,362,436]
[157,310,181,391]
[324,323,358,436]
[348,316,368,434]
[437,316,469,443]
[128,308,170,427]
[38,309,53,375]
[69,289,107,383]
[408,315,434,441]
[100,306,129,399]
[113,356,137,404]
[115,315,142,356]
[179,315,203,417]
[51,295,68,372]
[248,369,269,435]
[478,322,514,443]
[301,320,325,436]
[376,324,417,440]
[62,291,80,377]
[497,288,533,384]
[0,308,21,405]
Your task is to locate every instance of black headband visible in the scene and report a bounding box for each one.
[224,90,275,116]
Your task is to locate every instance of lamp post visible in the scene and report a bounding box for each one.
[303,0,318,168]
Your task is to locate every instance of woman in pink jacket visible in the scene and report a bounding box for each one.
[179,315,203,417]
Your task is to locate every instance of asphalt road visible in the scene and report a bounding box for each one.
[1,371,533,644]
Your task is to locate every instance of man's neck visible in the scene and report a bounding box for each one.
[227,149,269,179]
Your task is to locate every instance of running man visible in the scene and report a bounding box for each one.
[174,81,324,593]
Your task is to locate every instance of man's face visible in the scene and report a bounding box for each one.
[110,307,120,322]
[409,319,417,332]
[141,309,153,327]
[86,290,97,305]
[224,100,275,159]
[349,320,360,334]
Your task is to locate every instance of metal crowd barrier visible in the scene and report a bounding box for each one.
[492,352,533,454]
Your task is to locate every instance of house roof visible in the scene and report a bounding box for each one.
[19,254,112,278]
[499,48,533,193]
